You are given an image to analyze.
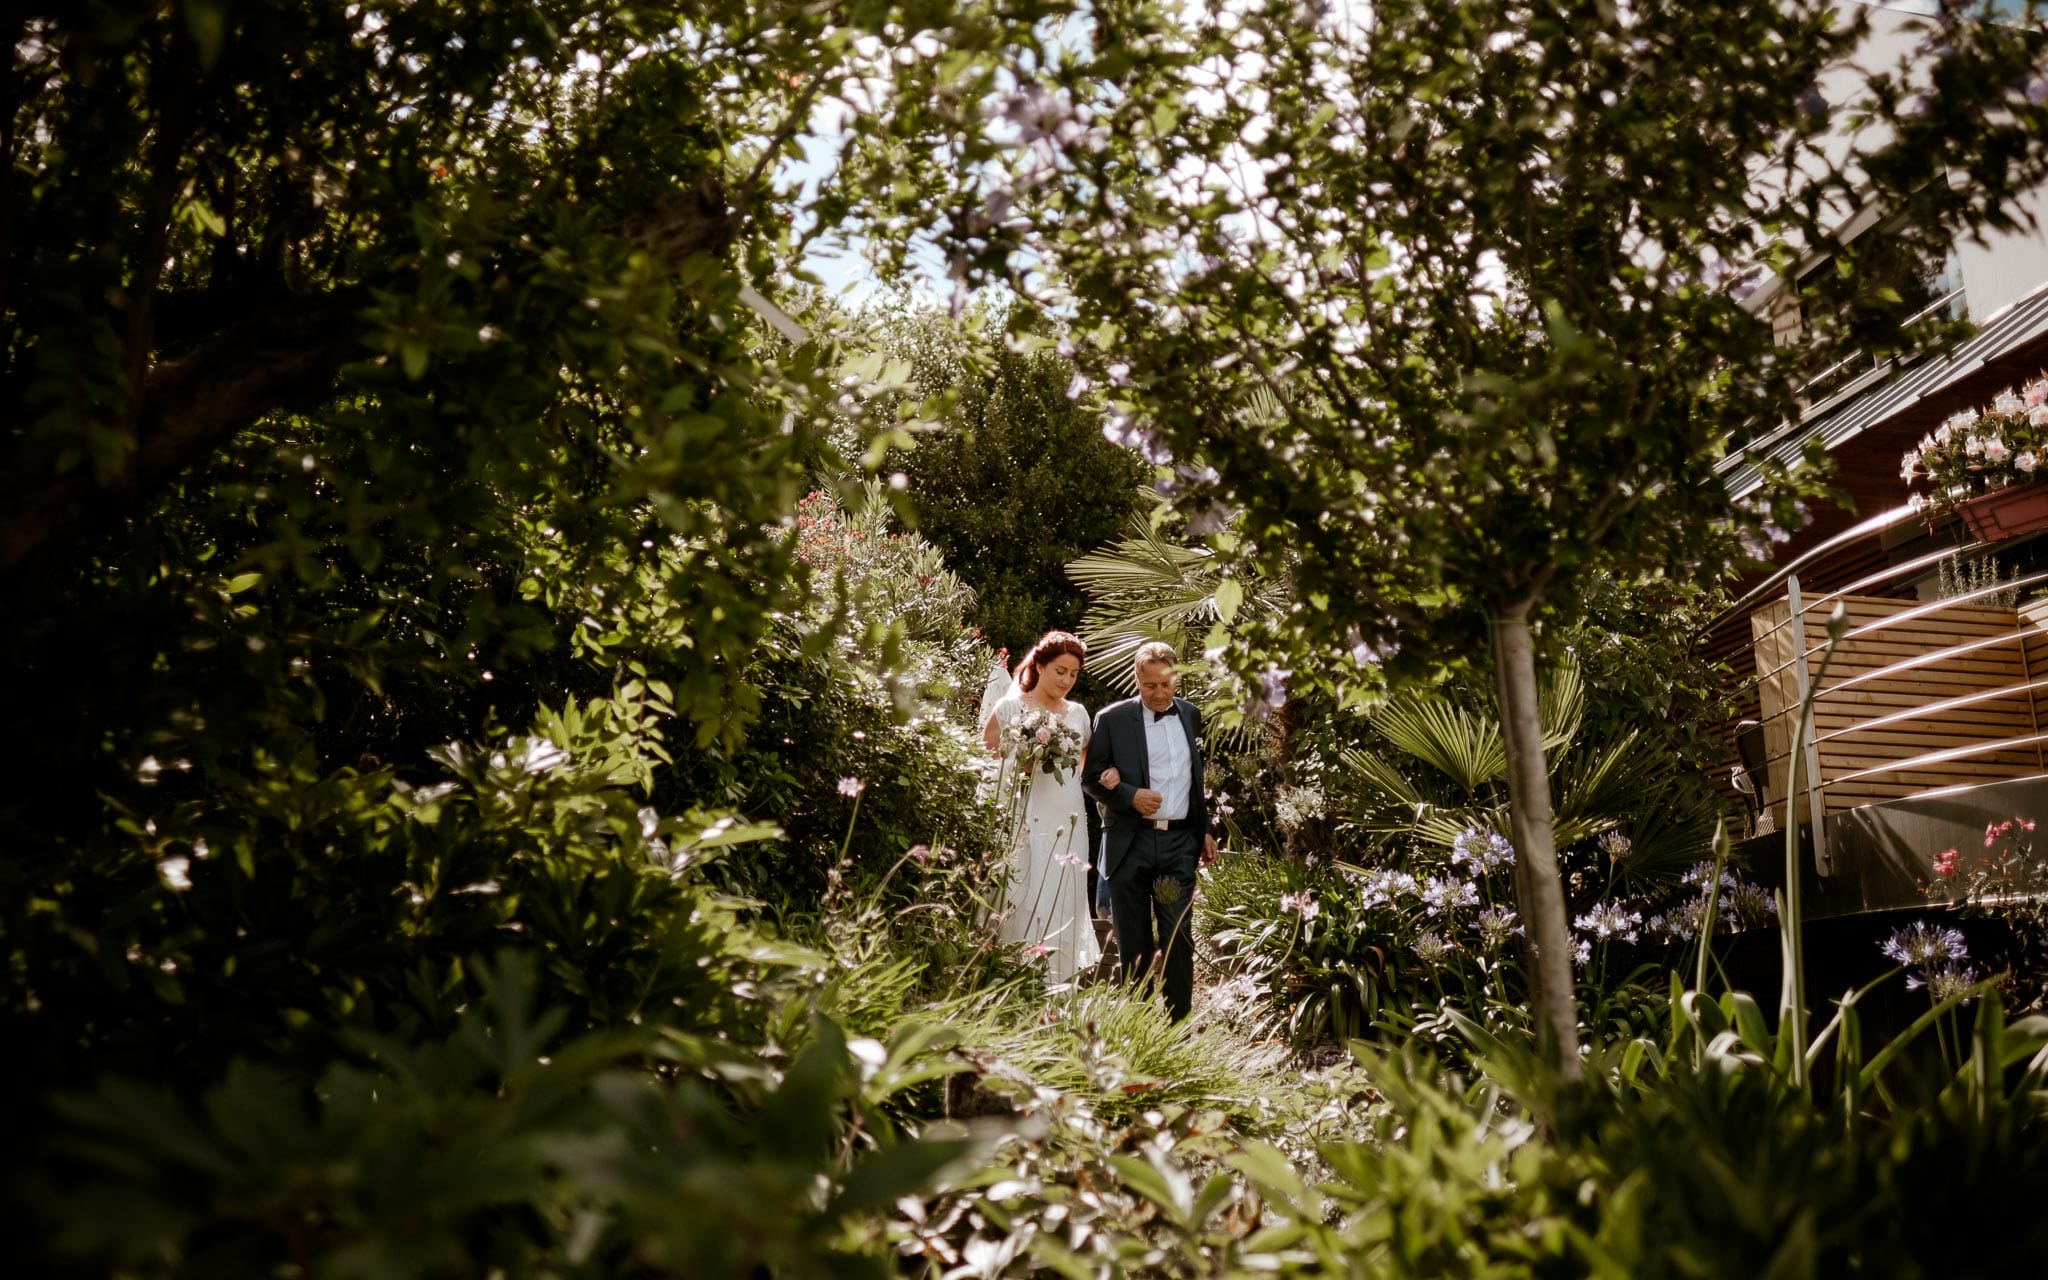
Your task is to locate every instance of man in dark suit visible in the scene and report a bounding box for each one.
[1082,640,1217,1021]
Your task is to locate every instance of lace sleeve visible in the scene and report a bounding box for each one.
[987,691,1023,732]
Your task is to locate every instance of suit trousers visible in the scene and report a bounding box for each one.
[1105,827,1200,1021]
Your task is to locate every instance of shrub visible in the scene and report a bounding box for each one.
[869,304,1145,654]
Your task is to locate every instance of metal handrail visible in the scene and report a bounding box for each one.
[1695,501,1922,642]
[1732,562,2048,694]
[1813,676,2048,746]
[1830,730,2048,789]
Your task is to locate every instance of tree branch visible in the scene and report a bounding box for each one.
[0,288,369,576]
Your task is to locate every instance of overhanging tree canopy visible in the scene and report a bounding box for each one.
[919,0,2048,1070]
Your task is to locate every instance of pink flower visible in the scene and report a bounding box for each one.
[1022,942,1053,960]
[1933,848,1960,879]
[2027,380,2047,407]
[1035,728,1051,744]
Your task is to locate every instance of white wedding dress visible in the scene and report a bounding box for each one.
[987,691,1102,984]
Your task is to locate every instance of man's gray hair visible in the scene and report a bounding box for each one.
[1132,640,1179,671]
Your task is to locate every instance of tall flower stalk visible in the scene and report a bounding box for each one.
[1778,604,1849,1095]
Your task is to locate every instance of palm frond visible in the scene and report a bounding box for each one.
[1537,655,1585,754]
[1338,748,1425,811]
[1066,511,1212,596]
[1371,695,1506,793]
[1553,729,1654,821]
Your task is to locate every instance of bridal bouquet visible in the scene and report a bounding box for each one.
[1002,705,1085,785]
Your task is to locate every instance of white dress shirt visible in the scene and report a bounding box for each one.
[1143,703,1192,821]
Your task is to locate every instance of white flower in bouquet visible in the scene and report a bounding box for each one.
[1984,436,2011,464]
[1001,705,1085,786]
[1995,389,2024,416]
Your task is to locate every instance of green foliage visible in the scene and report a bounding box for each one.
[35,953,995,1279]
[1332,657,1717,886]
[660,485,1005,905]
[871,305,1146,654]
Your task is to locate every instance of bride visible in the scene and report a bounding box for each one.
[981,630,1104,984]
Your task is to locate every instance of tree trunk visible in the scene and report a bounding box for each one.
[1491,601,1583,1081]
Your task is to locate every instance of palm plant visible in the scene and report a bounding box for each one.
[1065,504,1287,744]
[1336,657,1712,890]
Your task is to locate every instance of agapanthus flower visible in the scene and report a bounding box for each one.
[1573,938,1593,966]
[1651,895,1711,942]
[1722,880,1779,929]
[1273,783,1326,833]
[1419,875,1480,917]
[1358,869,1418,909]
[1598,830,1632,863]
[1683,862,1741,894]
[1882,921,1969,969]
[1476,906,1520,948]
[1907,963,1980,1004]
[1412,932,1455,966]
[1277,890,1320,921]
[837,776,866,797]
[1574,903,1642,943]
[1451,826,1516,873]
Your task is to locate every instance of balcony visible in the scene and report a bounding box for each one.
[1718,503,2048,915]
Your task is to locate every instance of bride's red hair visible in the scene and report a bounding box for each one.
[1016,631,1087,692]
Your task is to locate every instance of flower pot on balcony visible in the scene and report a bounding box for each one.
[1958,481,2048,542]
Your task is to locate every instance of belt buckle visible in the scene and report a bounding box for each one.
[1149,818,1169,831]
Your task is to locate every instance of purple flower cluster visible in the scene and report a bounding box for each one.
[1358,868,1418,910]
[1475,906,1520,949]
[1882,922,1978,1006]
[1412,932,1455,966]
[1450,826,1515,874]
[1418,874,1480,917]
[1574,903,1642,944]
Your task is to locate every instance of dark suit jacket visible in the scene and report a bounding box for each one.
[1082,697,1208,878]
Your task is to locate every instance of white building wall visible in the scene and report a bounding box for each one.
[1957,185,2048,321]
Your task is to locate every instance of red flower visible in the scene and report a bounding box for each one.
[1933,847,1961,879]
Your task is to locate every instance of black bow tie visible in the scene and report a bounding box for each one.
[1151,707,1175,722]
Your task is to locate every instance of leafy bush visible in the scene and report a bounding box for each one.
[659,485,1006,906]
[870,304,1145,654]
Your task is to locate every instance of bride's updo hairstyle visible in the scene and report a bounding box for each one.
[1016,631,1087,692]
